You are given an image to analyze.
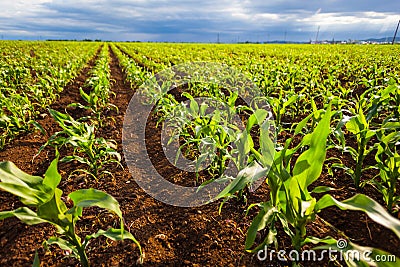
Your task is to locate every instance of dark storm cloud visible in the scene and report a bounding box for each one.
[0,0,399,41]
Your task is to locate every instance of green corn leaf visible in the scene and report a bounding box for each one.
[45,237,79,259]
[0,182,51,206]
[227,91,238,107]
[67,102,87,110]
[217,161,268,199]
[189,98,199,115]
[60,155,90,165]
[311,186,335,194]
[259,121,275,168]
[199,102,207,116]
[346,115,361,135]
[246,109,269,132]
[85,228,142,255]
[358,109,368,128]
[79,88,91,104]
[68,189,122,219]
[282,95,298,110]
[293,113,313,135]
[380,83,397,98]
[43,158,61,191]
[196,152,211,173]
[0,207,47,225]
[311,98,318,113]
[37,188,68,223]
[48,108,70,125]
[245,201,277,251]
[0,161,43,187]
[30,121,46,136]
[32,250,40,267]
[236,131,253,168]
[315,194,400,239]
[292,104,332,188]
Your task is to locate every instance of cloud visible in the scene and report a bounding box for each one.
[0,0,399,41]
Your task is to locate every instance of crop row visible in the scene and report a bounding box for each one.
[118,43,400,265]
[0,42,142,266]
[0,41,99,148]
[0,41,399,266]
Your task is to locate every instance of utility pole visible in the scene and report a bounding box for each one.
[315,26,320,44]
[392,19,400,45]
[217,33,220,44]
[284,31,287,43]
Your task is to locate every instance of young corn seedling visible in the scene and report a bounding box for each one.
[379,80,400,122]
[267,88,300,133]
[333,86,391,189]
[70,45,117,126]
[186,92,242,176]
[244,104,334,252]
[38,109,122,178]
[0,114,44,149]
[0,157,142,267]
[163,88,266,188]
[110,44,150,87]
[238,104,400,266]
[0,94,45,149]
[215,106,275,209]
[165,91,242,181]
[371,125,400,213]
[339,110,376,189]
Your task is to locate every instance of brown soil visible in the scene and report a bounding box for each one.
[0,45,399,267]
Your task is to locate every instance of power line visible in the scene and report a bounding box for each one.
[315,26,320,43]
[392,19,400,45]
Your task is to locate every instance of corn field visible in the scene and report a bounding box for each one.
[0,41,399,266]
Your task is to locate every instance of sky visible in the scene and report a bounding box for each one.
[0,0,399,42]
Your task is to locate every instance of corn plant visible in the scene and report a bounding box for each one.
[70,45,117,126]
[214,106,275,209]
[371,125,400,213]
[267,88,300,133]
[0,157,142,267]
[339,111,376,189]
[170,92,244,178]
[242,104,334,252]
[0,114,44,149]
[0,93,45,149]
[111,44,150,87]
[332,86,392,189]
[231,104,400,266]
[154,91,180,127]
[0,41,99,149]
[39,109,121,178]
